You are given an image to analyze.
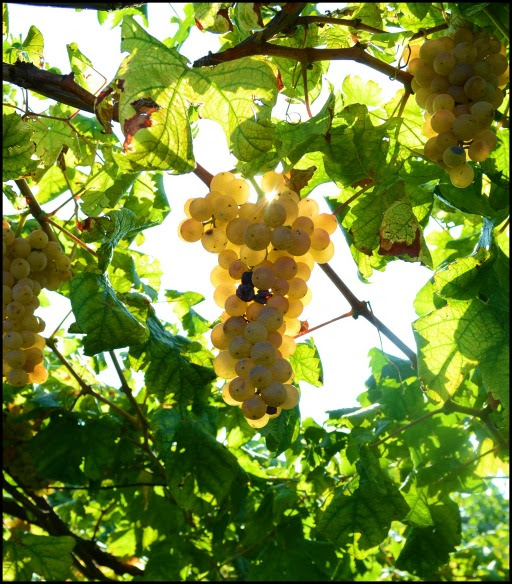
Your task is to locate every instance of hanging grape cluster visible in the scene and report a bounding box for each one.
[3,221,72,387]
[178,171,337,428]
[406,27,509,188]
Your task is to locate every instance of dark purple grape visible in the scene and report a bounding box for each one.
[266,405,278,415]
[241,271,253,285]
[254,289,272,304]
[236,283,255,302]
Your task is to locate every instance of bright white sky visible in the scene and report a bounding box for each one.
[6,3,434,424]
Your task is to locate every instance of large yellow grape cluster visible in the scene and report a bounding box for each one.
[3,220,72,387]
[178,170,337,428]
[406,27,509,188]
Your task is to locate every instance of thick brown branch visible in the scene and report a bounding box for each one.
[193,43,412,88]
[318,263,418,368]
[5,1,143,10]
[14,179,57,242]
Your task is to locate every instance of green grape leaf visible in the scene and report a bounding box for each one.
[189,57,277,162]
[70,272,149,356]
[113,16,195,173]
[414,298,508,406]
[3,534,75,582]
[396,500,461,578]
[149,408,182,455]
[165,289,210,337]
[379,198,432,267]
[260,406,300,455]
[30,116,76,169]
[66,42,103,94]
[129,305,215,404]
[342,75,382,107]
[2,113,38,181]
[123,172,170,226]
[80,163,134,217]
[19,25,44,66]
[166,418,242,503]
[318,447,410,550]
[289,339,323,387]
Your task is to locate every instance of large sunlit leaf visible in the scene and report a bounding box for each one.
[2,113,38,181]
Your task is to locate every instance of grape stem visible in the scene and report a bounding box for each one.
[293,310,354,338]
[317,262,418,368]
[44,217,98,257]
[14,179,57,242]
[330,181,374,216]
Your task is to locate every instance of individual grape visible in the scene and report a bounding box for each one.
[213,351,238,379]
[429,109,455,134]
[211,323,229,350]
[224,178,250,204]
[407,57,424,75]
[287,278,308,300]
[9,258,30,280]
[244,222,271,251]
[309,240,335,264]
[474,128,497,149]
[235,358,254,378]
[310,228,330,251]
[419,38,444,64]
[270,226,293,250]
[244,321,268,343]
[223,316,247,339]
[433,51,455,75]
[281,384,300,410]
[274,256,298,280]
[210,171,235,193]
[313,213,337,234]
[6,368,28,387]
[228,259,249,280]
[3,331,23,350]
[222,382,242,404]
[213,284,236,308]
[470,101,494,128]
[468,140,491,162]
[473,59,493,79]
[241,271,254,285]
[254,289,271,304]
[261,170,285,193]
[292,216,315,235]
[423,136,443,162]
[400,43,421,67]
[295,262,311,282]
[183,197,194,217]
[239,245,266,267]
[225,294,248,317]
[449,163,475,188]
[422,116,437,139]
[6,349,27,369]
[453,42,477,64]
[414,61,436,87]
[242,395,267,420]
[277,197,299,225]
[443,146,466,168]
[297,198,319,219]
[267,330,282,349]
[453,28,473,45]
[218,248,238,269]
[248,364,272,388]
[239,202,263,222]
[189,197,213,222]
[228,335,252,359]
[486,53,508,76]
[236,282,255,303]
[3,227,15,246]
[212,194,239,224]
[288,229,311,256]
[245,301,264,321]
[245,414,270,428]
[179,218,203,242]
[210,265,231,287]
[266,294,289,315]
[452,114,479,141]
[260,381,287,407]
[270,358,294,383]
[271,277,289,296]
[278,188,300,203]
[229,377,255,402]
[250,341,277,366]
[448,63,474,85]
[23,347,44,370]
[11,238,31,258]
[252,266,275,290]
[26,250,47,272]
[31,333,46,350]
[5,301,25,320]
[27,229,48,250]
[201,227,227,253]
[430,76,450,95]
[447,84,469,105]
[257,306,283,331]
[263,200,286,228]
[284,317,301,336]
[453,104,471,117]
[286,298,304,319]
[11,282,33,304]
[464,76,487,100]
[28,364,48,384]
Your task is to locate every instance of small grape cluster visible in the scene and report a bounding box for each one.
[178,171,337,428]
[406,27,509,188]
[3,221,72,387]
